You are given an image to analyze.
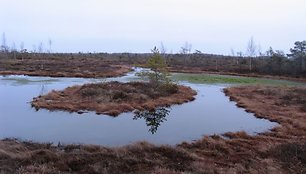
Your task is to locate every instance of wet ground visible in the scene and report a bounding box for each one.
[0,68,276,146]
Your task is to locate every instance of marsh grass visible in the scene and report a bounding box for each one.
[172,73,305,86]
[32,81,196,116]
[270,142,306,170]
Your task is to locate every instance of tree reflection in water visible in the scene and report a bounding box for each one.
[133,107,170,134]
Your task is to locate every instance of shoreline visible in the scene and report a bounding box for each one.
[1,85,305,173]
[0,65,131,78]
[31,81,197,116]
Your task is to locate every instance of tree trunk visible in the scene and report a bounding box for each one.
[249,57,252,71]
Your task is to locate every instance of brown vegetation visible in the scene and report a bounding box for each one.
[31,81,197,116]
[223,85,306,140]
[0,56,131,78]
[0,140,194,174]
[1,85,306,173]
[1,52,305,80]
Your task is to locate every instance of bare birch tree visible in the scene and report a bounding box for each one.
[20,42,26,60]
[246,37,257,71]
[1,32,8,52]
[48,39,52,53]
[11,42,17,59]
[180,42,192,64]
[38,42,44,53]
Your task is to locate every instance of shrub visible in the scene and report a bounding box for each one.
[80,87,98,97]
[159,83,179,95]
[271,142,306,169]
[112,91,128,100]
[137,47,178,94]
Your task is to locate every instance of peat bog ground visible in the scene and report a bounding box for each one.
[0,57,306,173]
[0,56,131,78]
[31,81,196,116]
[1,85,305,173]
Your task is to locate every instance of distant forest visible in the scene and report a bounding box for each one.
[0,35,305,78]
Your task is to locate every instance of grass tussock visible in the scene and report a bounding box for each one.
[0,139,194,174]
[269,142,306,171]
[31,81,197,116]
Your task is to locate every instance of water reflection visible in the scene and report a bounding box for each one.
[0,74,277,146]
[133,107,170,134]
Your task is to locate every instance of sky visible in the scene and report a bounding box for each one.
[0,0,305,54]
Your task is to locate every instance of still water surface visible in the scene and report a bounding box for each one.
[0,69,277,146]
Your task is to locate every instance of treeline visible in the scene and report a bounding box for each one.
[0,40,305,78]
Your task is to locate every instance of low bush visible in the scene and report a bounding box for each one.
[270,142,306,169]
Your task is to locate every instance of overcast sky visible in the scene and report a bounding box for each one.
[0,0,305,54]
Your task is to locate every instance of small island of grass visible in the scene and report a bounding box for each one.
[32,48,197,116]
[31,81,196,116]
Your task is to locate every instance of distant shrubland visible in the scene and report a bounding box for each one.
[1,36,305,78]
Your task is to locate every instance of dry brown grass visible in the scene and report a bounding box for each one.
[0,57,131,78]
[0,140,194,174]
[224,85,306,140]
[31,81,197,116]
